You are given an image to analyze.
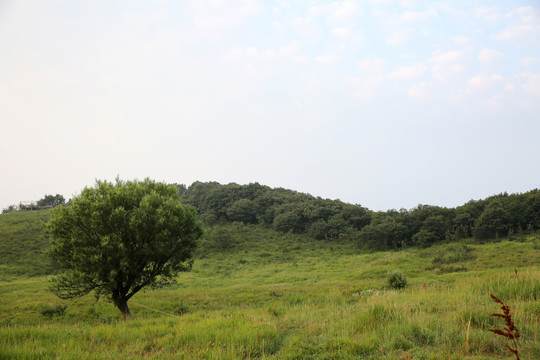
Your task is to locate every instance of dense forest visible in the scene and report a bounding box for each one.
[178,182,540,250]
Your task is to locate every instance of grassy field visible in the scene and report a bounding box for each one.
[0,212,539,359]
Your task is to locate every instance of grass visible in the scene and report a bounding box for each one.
[0,212,539,359]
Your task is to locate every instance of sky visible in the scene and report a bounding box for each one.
[1,0,539,211]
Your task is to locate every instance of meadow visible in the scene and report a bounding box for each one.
[0,212,539,359]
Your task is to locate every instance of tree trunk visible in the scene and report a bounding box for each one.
[113,296,131,319]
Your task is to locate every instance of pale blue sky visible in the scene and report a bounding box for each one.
[1,0,539,211]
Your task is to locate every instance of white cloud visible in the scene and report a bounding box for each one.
[400,9,438,23]
[388,63,427,81]
[226,46,276,61]
[290,16,320,36]
[358,58,385,73]
[351,75,384,101]
[430,50,463,66]
[478,48,503,65]
[308,1,360,22]
[330,1,360,21]
[468,73,504,89]
[473,6,502,21]
[520,57,540,66]
[506,6,540,23]
[481,95,503,107]
[493,25,538,41]
[453,35,474,46]
[386,29,412,45]
[278,40,301,57]
[407,82,433,101]
[521,72,540,96]
[450,64,465,73]
[315,54,338,64]
[448,88,472,104]
[332,27,351,38]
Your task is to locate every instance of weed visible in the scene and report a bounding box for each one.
[488,293,521,360]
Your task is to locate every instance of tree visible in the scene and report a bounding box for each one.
[37,194,65,207]
[46,178,203,318]
[473,200,509,240]
[226,199,257,224]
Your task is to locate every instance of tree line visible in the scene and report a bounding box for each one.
[178,182,540,249]
[2,194,66,213]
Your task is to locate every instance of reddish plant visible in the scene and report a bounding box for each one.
[488,293,521,360]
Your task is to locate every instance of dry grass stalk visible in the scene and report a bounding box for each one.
[535,316,538,345]
[488,293,521,360]
[423,282,428,301]
[464,315,471,355]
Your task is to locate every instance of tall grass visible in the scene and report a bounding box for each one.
[0,218,539,359]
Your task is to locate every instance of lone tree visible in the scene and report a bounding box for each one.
[46,178,203,318]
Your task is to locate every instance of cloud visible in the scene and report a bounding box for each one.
[468,73,504,89]
[332,27,351,38]
[493,25,539,41]
[505,6,540,23]
[481,95,503,107]
[407,82,433,101]
[388,63,428,81]
[430,50,463,66]
[473,6,502,21]
[330,1,360,21]
[386,29,412,45]
[453,35,474,46]
[400,9,438,23]
[290,16,320,36]
[278,40,301,58]
[521,72,540,96]
[358,58,385,73]
[308,1,360,22]
[351,75,384,101]
[315,54,338,64]
[520,57,540,66]
[478,48,503,65]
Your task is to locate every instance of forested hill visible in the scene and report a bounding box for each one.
[178,182,540,250]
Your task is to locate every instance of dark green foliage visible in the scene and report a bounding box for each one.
[37,194,65,208]
[180,181,372,242]
[387,271,407,289]
[1,204,17,214]
[40,304,67,318]
[473,200,509,240]
[46,178,203,317]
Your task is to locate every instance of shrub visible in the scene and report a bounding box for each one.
[40,304,67,318]
[387,271,407,289]
[174,300,190,315]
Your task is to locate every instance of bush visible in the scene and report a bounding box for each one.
[387,271,407,289]
[40,304,67,318]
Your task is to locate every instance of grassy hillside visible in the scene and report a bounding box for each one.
[0,209,53,279]
[0,212,539,359]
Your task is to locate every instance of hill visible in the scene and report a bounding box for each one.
[179,182,540,249]
[0,185,539,358]
[0,209,54,279]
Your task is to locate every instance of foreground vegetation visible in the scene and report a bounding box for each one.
[1,210,539,359]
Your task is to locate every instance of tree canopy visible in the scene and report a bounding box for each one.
[46,178,203,318]
[178,181,540,250]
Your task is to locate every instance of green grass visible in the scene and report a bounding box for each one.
[0,212,539,359]
[0,209,53,279]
